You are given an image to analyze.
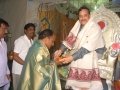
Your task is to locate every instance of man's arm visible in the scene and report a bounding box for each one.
[13,38,25,65]
[72,47,90,60]
[60,44,67,53]
[13,52,24,65]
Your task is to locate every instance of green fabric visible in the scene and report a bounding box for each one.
[18,40,61,90]
[58,64,69,80]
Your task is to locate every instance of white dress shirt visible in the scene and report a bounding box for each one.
[12,35,33,75]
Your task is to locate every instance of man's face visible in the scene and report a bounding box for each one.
[46,35,56,49]
[0,24,8,39]
[79,9,90,26]
[25,26,35,39]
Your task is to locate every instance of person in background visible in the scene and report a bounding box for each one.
[54,6,106,90]
[12,23,35,90]
[18,29,61,90]
[0,18,10,90]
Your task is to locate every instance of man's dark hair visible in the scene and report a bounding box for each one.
[78,6,90,14]
[0,18,9,27]
[38,29,54,39]
[24,23,35,30]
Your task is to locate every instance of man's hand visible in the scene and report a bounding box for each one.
[59,56,73,64]
[54,50,62,60]
[54,57,62,65]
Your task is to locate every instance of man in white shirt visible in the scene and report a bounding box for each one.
[0,18,10,90]
[12,23,36,90]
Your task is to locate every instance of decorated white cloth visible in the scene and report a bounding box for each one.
[63,18,105,89]
[91,6,120,90]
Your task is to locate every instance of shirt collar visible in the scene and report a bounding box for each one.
[0,38,4,43]
[23,35,33,44]
[0,38,4,46]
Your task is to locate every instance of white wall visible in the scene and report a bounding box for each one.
[26,0,40,34]
[0,0,27,51]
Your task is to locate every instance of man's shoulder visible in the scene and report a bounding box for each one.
[15,35,26,43]
[15,35,25,41]
[91,20,98,26]
[91,21,101,30]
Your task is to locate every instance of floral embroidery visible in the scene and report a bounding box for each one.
[68,67,100,81]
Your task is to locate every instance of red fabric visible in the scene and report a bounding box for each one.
[113,81,120,90]
[98,21,105,30]
[112,43,120,50]
[66,33,76,47]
